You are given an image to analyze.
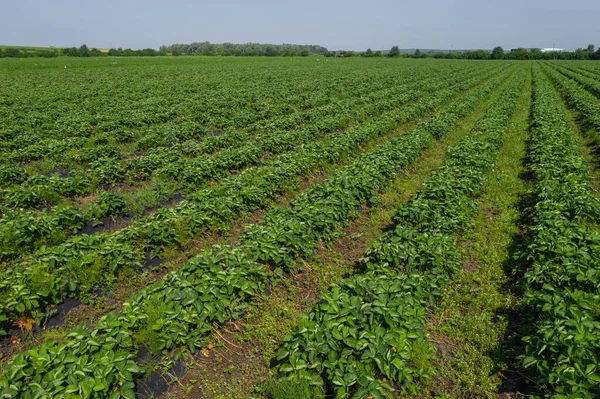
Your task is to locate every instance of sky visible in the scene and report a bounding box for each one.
[2,0,599,51]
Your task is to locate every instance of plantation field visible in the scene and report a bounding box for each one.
[0,57,599,399]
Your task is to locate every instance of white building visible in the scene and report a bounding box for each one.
[540,48,569,53]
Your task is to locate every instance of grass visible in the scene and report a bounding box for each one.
[413,65,533,398]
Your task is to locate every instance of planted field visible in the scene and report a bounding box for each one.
[0,57,598,399]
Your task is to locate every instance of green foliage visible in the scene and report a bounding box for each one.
[542,62,600,133]
[263,377,322,399]
[0,59,516,398]
[93,192,129,219]
[0,59,504,327]
[133,297,170,354]
[388,45,400,57]
[491,46,505,59]
[161,41,328,56]
[79,44,90,57]
[272,70,524,398]
[0,164,25,187]
[4,47,22,57]
[515,66,600,398]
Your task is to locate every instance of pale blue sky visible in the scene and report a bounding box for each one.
[2,0,599,51]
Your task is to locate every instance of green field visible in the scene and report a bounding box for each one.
[0,57,599,399]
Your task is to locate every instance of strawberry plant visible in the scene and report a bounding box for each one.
[0,62,514,398]
[273,72,525,397]
[515,66,600,398]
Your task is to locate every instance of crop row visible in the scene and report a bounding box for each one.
[0,65,513,398]
[271,71,525,398]
[568,62,600,78]
[0,65,478,260]
[0,60,467,167]
[0,66,508,337]
[516,67,600,398]
[0,67,426,203]
[541,63,600,134]
[0,59,360,149]
[0,69,462,261]
[550,62,600,98]
[0,67,407,170]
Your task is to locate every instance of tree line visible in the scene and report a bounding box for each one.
[2,43,600,60]
[355,45,600,60]
[0,45,166,58]
[159,42,328,56]
[0,42,328,58]
[488,45,600,60]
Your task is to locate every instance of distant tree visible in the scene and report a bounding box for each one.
[140,48,158,56]
[171,48,182,56]
[491,46,505,59]
[5,47,22,57]
[33,49,53,58]
[62,47,78,57]
[587,44,595,52]
[574,48,590,60]
[374,50,382,57]
[90,48,103,57]
[364,48,373,57]
[0,48,4,58]
[216,46,224,56]
[388,45,400,57]
[414,49,422,58]
[265,46,279,56]
[300,49,310,57]
[529,48,543,59]
[473,49,490,59]
[458,50,489,60]
[510,48,529,60]
[79,44,90,57]
[107,48,118,56]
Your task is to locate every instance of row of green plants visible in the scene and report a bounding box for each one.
[515,66,600,398]
[0,66,508,338]
[0,63,514,399]
[0,68,392,167]
[0,65,478,262]
[0,63,469,218]
[551,62,600,98]
[0,59,457,166]
[575,62,600,75]
[0,68,402,202]
[541,63,600,135]
[268,71,525,398]
[0,58,335,150]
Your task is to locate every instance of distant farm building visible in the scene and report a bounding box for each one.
[540,48,569,53]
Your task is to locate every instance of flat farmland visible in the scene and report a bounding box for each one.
[0,57,599,399]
